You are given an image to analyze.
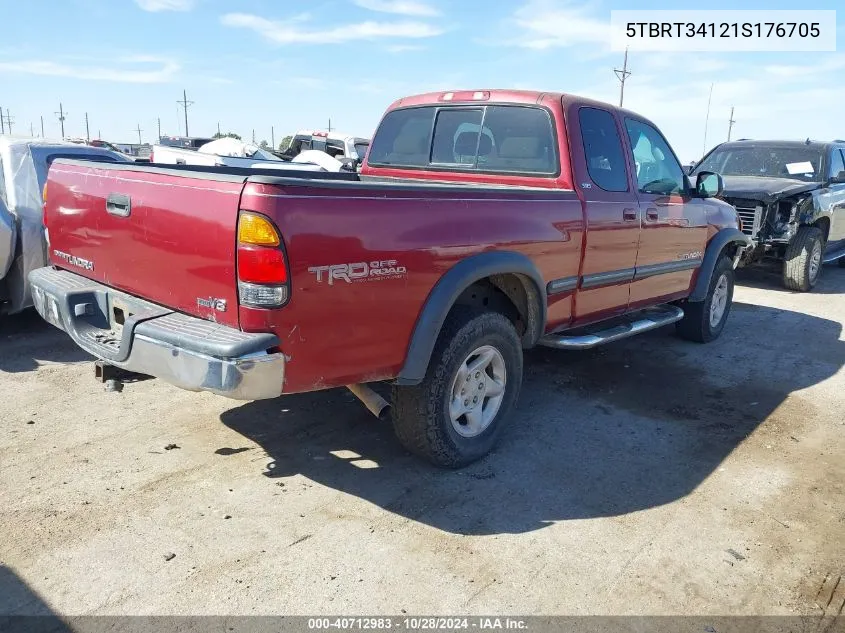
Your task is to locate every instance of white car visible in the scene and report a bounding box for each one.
[0,137,127,314]
[283,130,370,168]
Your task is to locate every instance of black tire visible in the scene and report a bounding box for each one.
[676,255,735,343]
[783,226,824,291]
[391,310,523,468]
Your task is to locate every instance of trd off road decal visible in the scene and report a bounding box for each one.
[308,260,407,286]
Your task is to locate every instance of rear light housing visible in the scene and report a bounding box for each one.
[237,211,289,308]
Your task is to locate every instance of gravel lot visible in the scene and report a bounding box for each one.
[1,266,844,617]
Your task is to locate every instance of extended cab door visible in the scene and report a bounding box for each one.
[568,104,640,323]
[622,117,709,308]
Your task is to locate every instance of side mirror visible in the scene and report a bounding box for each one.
[696,171,723,198]
[831,170,845,184]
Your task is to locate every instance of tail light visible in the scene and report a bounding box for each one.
[149,149,154,163]
[237,212,289,308]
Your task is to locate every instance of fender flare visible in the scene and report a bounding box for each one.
[689,228,752,302]
[395,251,546,386]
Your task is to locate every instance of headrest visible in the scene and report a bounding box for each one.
[454,132,478,156]
[499,137,541,159]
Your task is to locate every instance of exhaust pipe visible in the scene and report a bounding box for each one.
[347,384,391,421]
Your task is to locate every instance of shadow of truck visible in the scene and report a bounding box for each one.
[220,301,844,535]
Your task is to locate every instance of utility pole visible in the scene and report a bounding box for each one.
[613,47,632,107]
[252,129,255,144]
[85,112,90,142]
[40,116,45,138]
[177,89,193,137]
[328,118,332,132]
[271,126,275,149]
[55,102,67,138]
[217,121,221,136]
[157,117,161,141]
[30,122,34,137]
[727,106,736,142]
[134,123,143,144]
[702,83,714,156]
[2,109,13,135]
[0,107,5,135]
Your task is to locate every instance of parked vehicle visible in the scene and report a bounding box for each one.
[151,137,346,172]
[282,130,370,168]
[0,137,127,315]
[693,139,845,291]
[29,89,750,466]
[157,136,216,150]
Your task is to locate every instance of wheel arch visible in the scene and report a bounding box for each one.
[396,251,546,386]
[689,228,751,303]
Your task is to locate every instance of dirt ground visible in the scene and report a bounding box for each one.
[1,265,844,617]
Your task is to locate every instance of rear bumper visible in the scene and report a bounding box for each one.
[28,267,285,401]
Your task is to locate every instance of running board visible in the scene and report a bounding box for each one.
[822,247,845,264]
[539,305,685,350]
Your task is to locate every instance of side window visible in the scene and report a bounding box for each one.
[431,109,483,165]
[578,107,628,192]
[625,119,686,195]
[829,148,845,180]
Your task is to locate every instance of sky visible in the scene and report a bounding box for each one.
[0,0,842,162]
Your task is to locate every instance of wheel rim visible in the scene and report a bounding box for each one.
[809,242,822,281]
[709,274,730,328]
[448,345,507,438]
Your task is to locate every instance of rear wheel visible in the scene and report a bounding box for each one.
[783,226,824,291]
[391,310,522,468]
[676,254,735,343]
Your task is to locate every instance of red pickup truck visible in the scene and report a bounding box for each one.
[30,89,750,467]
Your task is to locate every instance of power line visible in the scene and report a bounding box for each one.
[177,89,194,137]
[613,47,632,107]
[702,83,714,156]
[727,106,736,142]
[55,102,67,138]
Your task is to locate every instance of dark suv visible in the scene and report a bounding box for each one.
[694,139,845,291]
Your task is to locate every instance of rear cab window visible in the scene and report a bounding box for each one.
[367,104,558,176]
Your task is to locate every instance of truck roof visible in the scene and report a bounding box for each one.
[713,139,843,152]
[386,89,636,115]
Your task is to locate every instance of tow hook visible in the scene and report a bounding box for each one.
[347,384,391,421]
[93,361,148,393]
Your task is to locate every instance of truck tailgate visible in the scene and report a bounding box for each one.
[45,160,244,328]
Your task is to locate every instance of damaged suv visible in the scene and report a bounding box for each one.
[694,140,845,291]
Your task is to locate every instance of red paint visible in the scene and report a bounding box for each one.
[44,90,739,396]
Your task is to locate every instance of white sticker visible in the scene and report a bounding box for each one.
[785,161,815,175]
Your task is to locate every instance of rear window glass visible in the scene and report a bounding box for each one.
[368,105,557,175]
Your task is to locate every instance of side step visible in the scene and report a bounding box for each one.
[822,246,845,264]
[539,305,684,350]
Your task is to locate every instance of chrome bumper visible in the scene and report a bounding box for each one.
[28,267,285,401]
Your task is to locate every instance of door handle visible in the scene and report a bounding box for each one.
[106,193,131,218]
[623,208,638,221]
[646,208,659,222]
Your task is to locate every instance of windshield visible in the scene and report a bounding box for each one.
[696,145,823,181]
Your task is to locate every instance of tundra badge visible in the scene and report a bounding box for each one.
[53,249,94,271]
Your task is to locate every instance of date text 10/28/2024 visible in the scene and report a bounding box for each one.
[307,618,528,630]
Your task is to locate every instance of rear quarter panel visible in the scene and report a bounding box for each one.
[239,180,584,393]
